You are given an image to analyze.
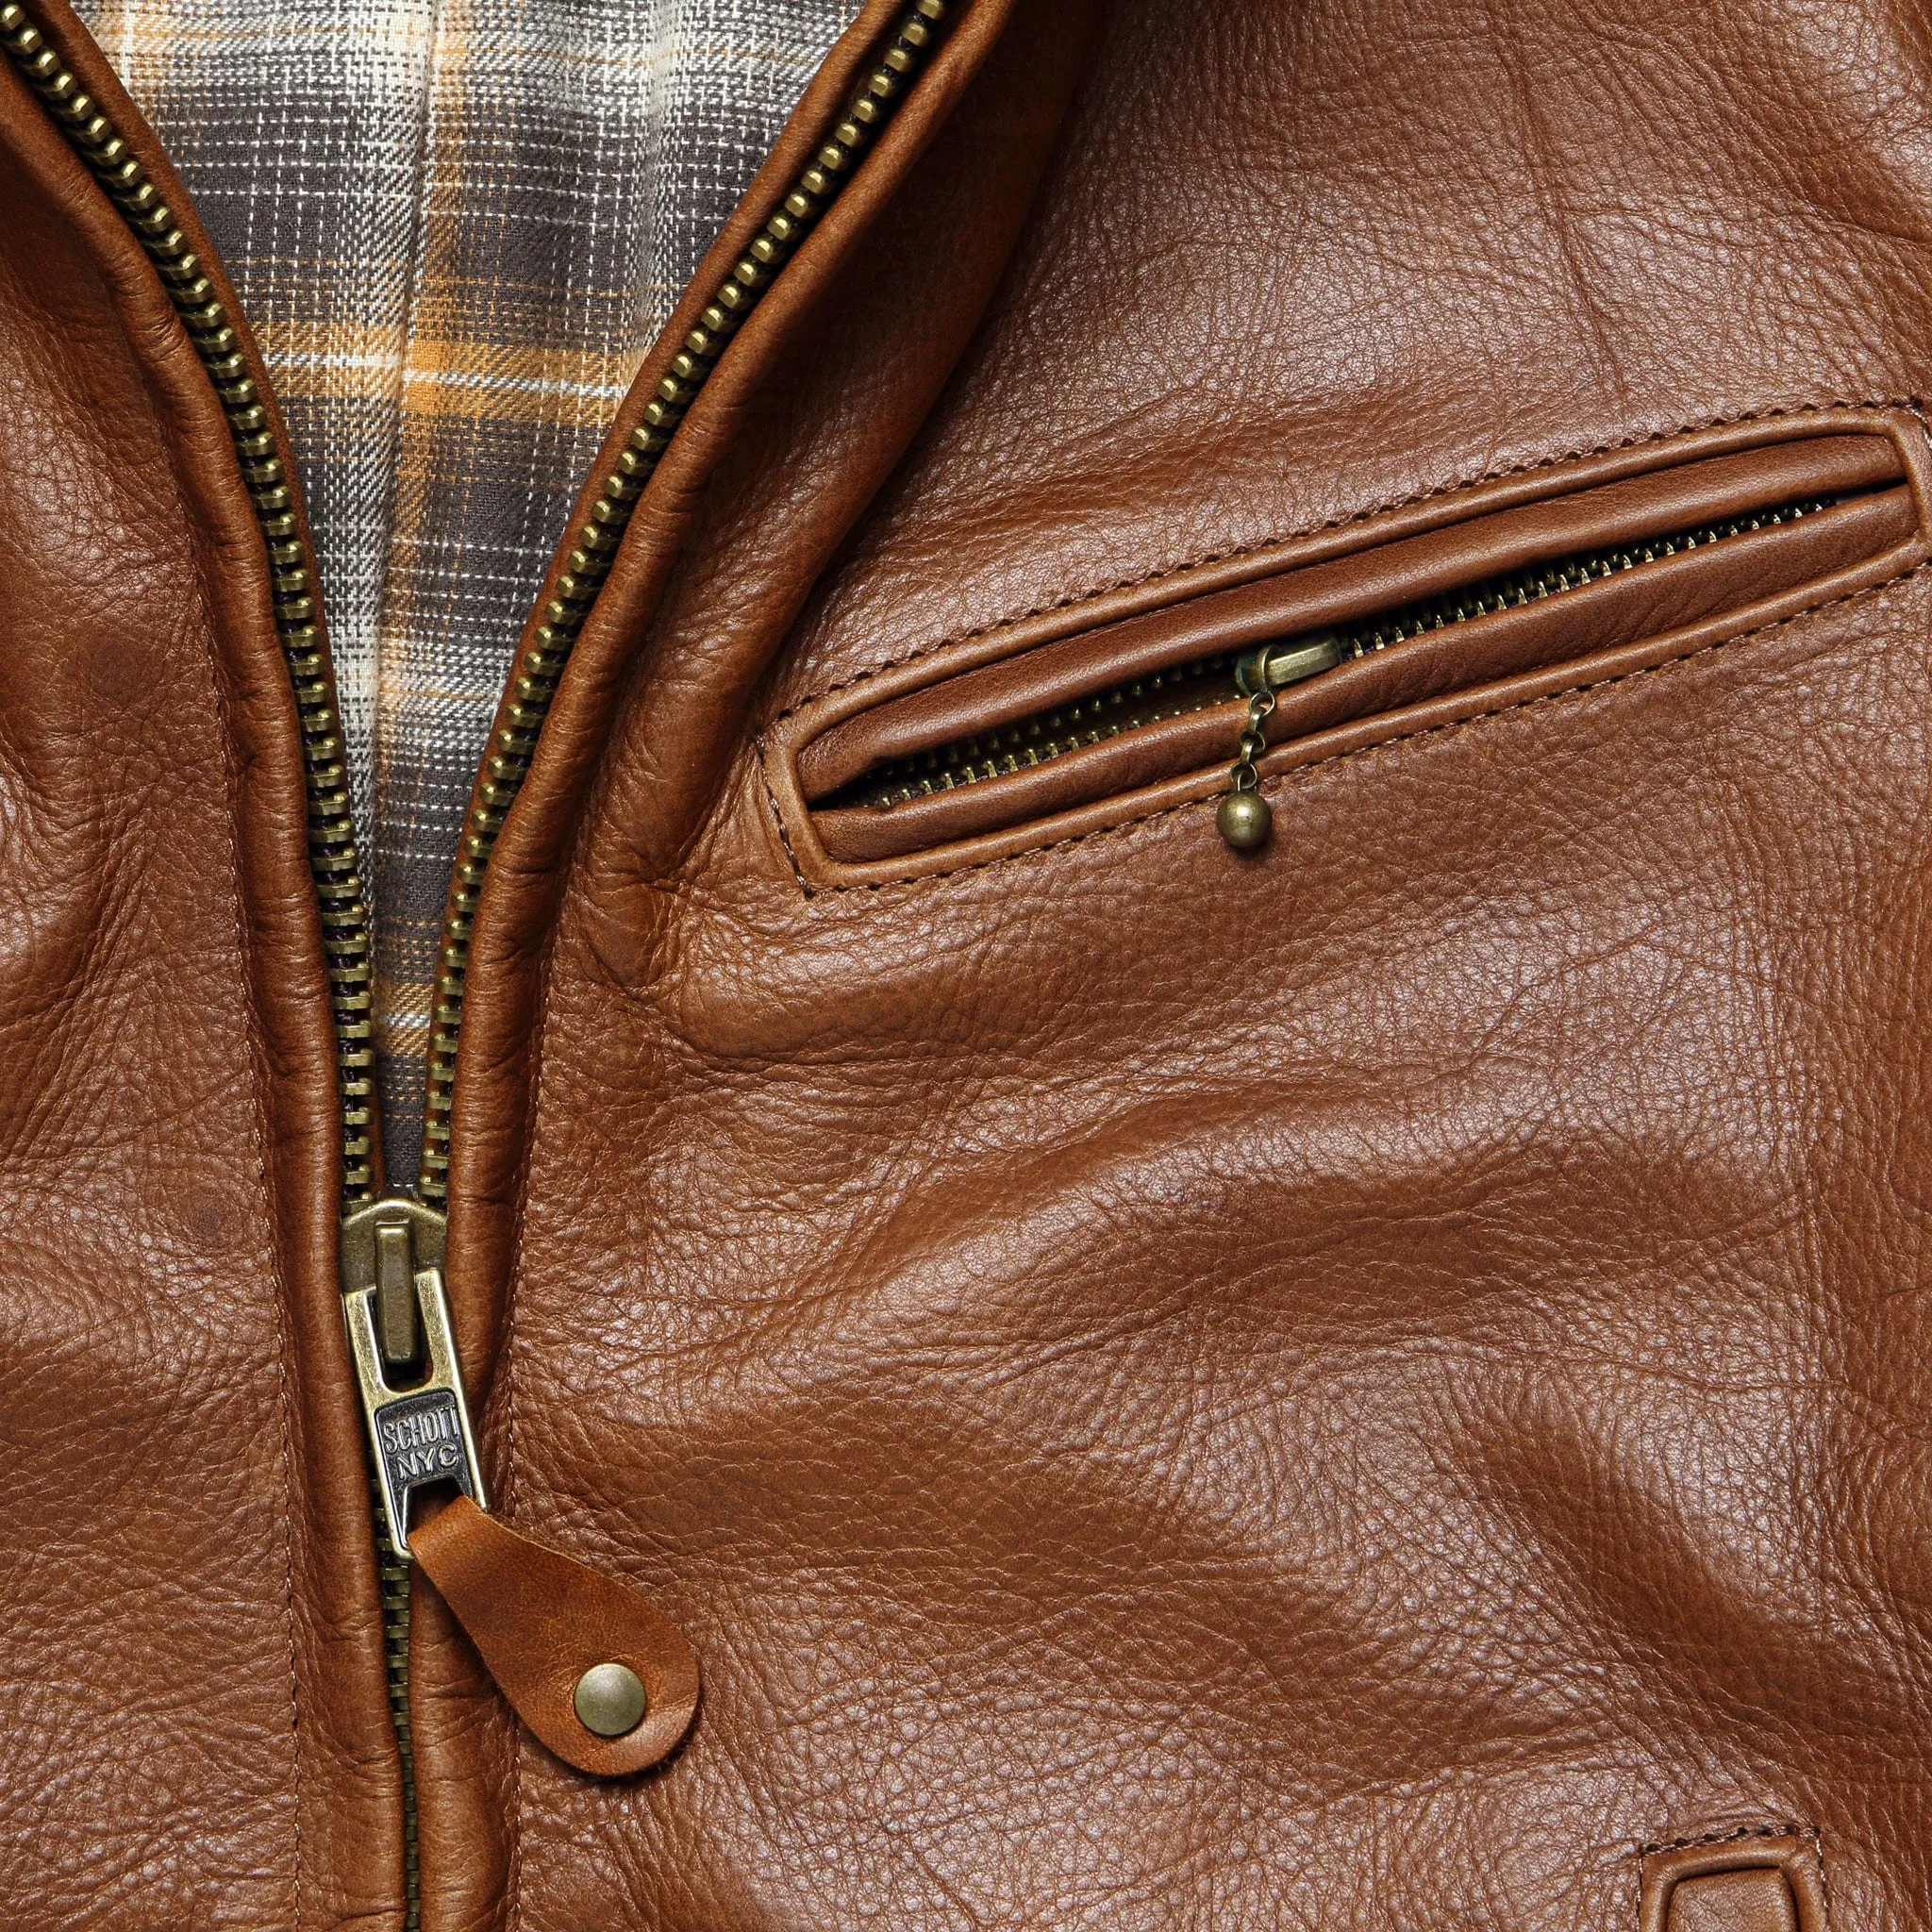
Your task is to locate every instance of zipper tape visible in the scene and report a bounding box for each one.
[418,0,958,1207]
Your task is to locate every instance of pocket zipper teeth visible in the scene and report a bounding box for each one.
[834,491,1844,816]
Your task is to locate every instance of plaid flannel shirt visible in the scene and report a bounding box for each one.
[74,0,857,1181]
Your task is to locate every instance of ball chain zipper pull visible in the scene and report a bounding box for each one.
[1218,632,1343,851]
[1217,662,1276,851]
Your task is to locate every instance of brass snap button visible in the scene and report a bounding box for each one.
[573,1662,648,1739]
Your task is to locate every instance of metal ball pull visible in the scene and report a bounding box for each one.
[1218,633,1347,851]
[1217,788,1273,850]
[1220,652,1278,853]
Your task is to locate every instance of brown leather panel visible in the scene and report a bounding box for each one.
[414,30,1030,1918]
[472,0,1932,1924]
[506,533,1932,1931]
[795,427,1908,802]
[1667,1872,1800,1932]
[773,0,1932,723]
[0,8,399,1926]
[807,482,1922,865]
[413,1497,700,1778]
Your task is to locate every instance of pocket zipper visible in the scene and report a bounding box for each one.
[813,491,1845,846]
[1,0,959,1917]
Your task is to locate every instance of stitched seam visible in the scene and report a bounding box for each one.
[224,720,306,1932]
[774,558,1931,899]
[1636,1823,1827,1932]
[1637,1822,1827,1932]
[189,555,306,1924]
[1640,1822,1820,1859]
[262,881,307,1932]
[758,738,816,895]
[502,871,571,1932]
[774,391,1922,720]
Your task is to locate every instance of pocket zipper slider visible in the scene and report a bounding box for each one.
[341,1196,487,1557]
[1218,632,1343,851]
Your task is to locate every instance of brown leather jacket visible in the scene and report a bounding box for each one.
[3,0,1928,1925]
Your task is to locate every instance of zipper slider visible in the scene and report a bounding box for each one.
[341,1195,488,1557]
[339,1196,700,1774]
[1218,632,1344,851]
[1241,631,1346,698]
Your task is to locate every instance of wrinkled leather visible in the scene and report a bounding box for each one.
[11,0,1932,1925]
[443,0,1932,1926]
[0,8,400,1926]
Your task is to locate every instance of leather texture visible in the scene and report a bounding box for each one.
[9,0,1932,1924]
[800,468,1923,861]
[1671,1879,1802,1932]
[441,0,1932,1924]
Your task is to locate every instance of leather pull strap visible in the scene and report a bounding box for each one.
[412,1496,700,1776]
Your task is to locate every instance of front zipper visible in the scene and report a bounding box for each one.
[5,0,960,1919]
[420,0,957,1205]
[0,0,416,1900]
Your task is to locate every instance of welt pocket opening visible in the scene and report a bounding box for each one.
[769,412,1932,883]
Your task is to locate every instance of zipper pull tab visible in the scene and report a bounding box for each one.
[1218,632,1345,852]
[341,1196,699,1774]
[341,1196,487,1555]
[412,1496,702,1777]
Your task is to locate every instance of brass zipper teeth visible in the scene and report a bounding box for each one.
[839,491,1844,811]
[852,654,1245,810]
[1344,493,1834,656]
[376,1494,421,1918]
[417,0,955,1206]
[0,2,378,1207]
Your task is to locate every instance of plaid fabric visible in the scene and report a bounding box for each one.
[74,0,858,1187]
